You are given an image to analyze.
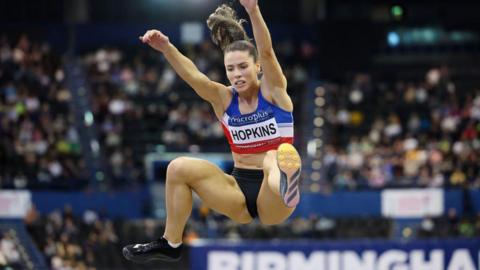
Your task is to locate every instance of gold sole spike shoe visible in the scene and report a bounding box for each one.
[277,143,302,208]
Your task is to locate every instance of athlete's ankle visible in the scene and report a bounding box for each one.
[162,236,182,248]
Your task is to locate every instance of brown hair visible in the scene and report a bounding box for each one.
[206,4,258,61]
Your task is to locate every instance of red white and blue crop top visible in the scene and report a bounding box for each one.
[220,88,294,154]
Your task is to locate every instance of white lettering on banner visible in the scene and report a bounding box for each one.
[208,251,239,270]
[328,251,340,270]
[241,252,254,270]
[378,250,408,270]
[229,118,279,144]
[343,251,376,270]
[287,252,326,270]
[206,249,479,270]
[410,250,444,270]
[257,252,286,270]
[447,249,475,270]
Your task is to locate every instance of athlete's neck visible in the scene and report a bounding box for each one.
[237,85,260,103]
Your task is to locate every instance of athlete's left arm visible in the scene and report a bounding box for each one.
[240,0,293,111]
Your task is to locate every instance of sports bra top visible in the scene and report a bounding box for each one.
[220,88,294,154]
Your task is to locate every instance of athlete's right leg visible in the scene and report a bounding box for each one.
[123,157,251,263]
[163,157,252,243]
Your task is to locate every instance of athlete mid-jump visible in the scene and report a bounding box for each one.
[123,0,302,262]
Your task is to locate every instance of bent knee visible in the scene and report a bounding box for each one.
[166,157,191,181]
[228,208,254,224]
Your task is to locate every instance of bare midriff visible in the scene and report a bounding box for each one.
[232,152,267,170]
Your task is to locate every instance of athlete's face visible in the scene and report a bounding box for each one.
[224,50,260,92]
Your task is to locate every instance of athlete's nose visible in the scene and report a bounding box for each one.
[231,67,242,78]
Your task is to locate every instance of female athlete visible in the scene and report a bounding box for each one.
[123,0,302,263]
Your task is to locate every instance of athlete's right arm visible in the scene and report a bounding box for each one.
[140,30,228,106]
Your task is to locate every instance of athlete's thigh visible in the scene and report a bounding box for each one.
[182,158,252,223]
[256,175,295,225]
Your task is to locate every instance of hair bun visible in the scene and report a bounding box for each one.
[207,4,249,51]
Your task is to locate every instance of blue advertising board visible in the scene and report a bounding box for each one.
[31,188,149,219]
[190,239,480,270]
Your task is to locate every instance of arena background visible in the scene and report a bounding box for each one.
[1,0,480,269]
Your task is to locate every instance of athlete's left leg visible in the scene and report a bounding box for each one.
[257,143,302,225]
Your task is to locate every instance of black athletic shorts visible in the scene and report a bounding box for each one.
[231,167,264,219]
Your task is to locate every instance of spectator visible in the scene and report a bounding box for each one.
[320,67,479,190]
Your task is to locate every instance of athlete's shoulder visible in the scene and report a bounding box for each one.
[220,86,237,115]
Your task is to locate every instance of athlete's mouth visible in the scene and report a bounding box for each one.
[234,80,246,87]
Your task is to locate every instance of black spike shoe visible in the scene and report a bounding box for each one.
[122,237,183,263]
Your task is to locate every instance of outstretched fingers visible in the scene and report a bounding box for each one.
[139,30,160,43]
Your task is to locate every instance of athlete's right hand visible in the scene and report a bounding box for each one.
[139,30,170,52]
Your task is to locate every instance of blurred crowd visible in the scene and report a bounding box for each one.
[185,203,392,241]
[417,208,480,239]
[1,33,310,189]
[0,229,22,269]
[186,202,480,241]
[26,205,123,270]
[0,34,88,189]
[6,34,479,193]
[322,67,480,190]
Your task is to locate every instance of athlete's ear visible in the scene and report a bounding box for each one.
[256,62,261,74]
[257,65,263,80]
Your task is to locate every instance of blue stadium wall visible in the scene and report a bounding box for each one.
[27,188,480,219]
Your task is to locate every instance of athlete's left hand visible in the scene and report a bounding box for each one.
[239,0,258,13]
